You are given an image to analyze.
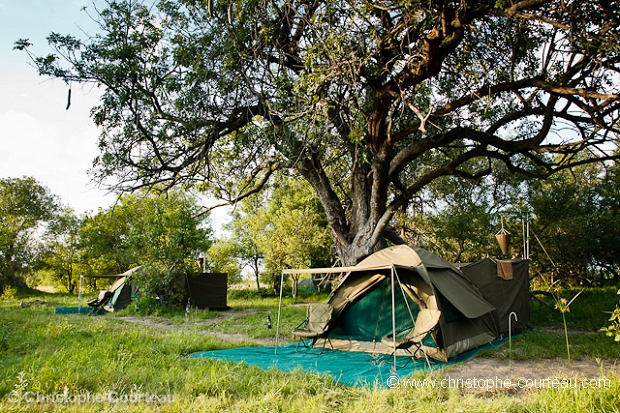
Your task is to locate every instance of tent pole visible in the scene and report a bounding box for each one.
[522,211,530,260]
[391,264,397,372]
[78,275,84,314]
[522,215,526,259]
[275,271,285,355]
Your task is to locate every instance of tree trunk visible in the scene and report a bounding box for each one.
[252,256,261,290]
[66,267,74,293]
[333,239,375,267]
[291,274,299,298]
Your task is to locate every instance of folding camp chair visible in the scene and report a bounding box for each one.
[87,275,128,312]
[87,290,113,309]
[292,303,334,352]
[382,308,441,369]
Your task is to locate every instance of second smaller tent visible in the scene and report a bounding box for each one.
[459,258,530,335]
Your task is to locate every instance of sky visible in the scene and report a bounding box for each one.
[0,0,231,230]
[0,0,116,215]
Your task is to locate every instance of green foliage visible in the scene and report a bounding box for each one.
[227,178,333,295]
[600,289,620,342]
[408,160,620,287]
[0,177,60,288]
[408,161,521,262]
[78,204,133,276]
[108,190,214,307]
[67,189,214,307]
[1,285,17,301]
[525,162,620,285]
[18,0,620,268]
[530,287,619,331]
[206,238,243,284]
[39,207,82,292]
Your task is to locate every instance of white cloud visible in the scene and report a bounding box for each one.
[0,79,115,215]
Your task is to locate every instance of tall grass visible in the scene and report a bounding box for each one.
[1,287,619,412]
[530,286,619,331]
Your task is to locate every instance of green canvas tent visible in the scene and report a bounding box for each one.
[87,266,142,313]
[280,245,498,362]
[103,276,133,312]
[459,258,530,335]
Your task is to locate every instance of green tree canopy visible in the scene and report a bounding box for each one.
[225,177,332,293]
[526,161,620,285]
[206,237,243,284]
[78,204,134,277]
[0,177,59,288]
[411,174,504,262]
[40,206,82,292]
[17,0,620,265]
[79,189,213,304]
[405,158,620,285]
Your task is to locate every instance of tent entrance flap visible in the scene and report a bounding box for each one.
[328,277,420,343]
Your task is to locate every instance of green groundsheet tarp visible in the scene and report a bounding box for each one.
[54,307,106,315]
[188,339,506,388]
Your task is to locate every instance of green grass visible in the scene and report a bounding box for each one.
[0,287,619,412]
[488,329,620,360]
[530,286,619,331]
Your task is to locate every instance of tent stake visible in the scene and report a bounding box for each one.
[509,311,518,367]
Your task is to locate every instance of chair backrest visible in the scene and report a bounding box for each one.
[305,303,333,335]
[407,308,441,341]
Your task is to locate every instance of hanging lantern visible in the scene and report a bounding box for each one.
[495,217,511,255]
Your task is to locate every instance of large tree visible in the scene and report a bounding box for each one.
[0,177,60,288]
[17,0,620,265]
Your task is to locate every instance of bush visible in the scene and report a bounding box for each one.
[133,266,189,309]
[600,289,620,342]
[1,285,17,301]
[228,288,273,300]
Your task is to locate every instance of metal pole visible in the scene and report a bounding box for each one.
[526,214,530,259]
[275,271,285,355]
[522,215,526,259]
[509,311,518,367]
[391,265,397,372]
[78,275,84,314]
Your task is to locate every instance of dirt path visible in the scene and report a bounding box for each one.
[440,357,619,393]
[118,309,277,346]
[444,358,618,381]
[119,308,259,328]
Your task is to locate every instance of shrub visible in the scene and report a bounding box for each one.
[600,289,620,342]
[1,285,17,301]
